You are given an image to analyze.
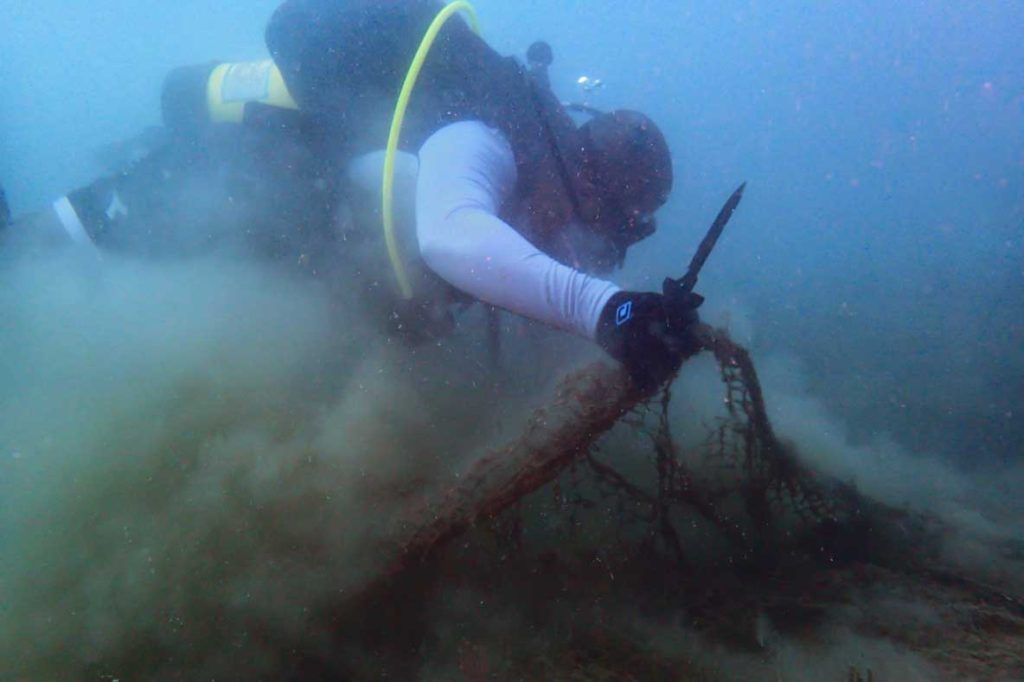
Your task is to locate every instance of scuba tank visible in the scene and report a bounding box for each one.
[162,60,298,132]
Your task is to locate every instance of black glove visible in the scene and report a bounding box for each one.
[595,288,702,389]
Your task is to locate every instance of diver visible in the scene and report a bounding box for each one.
[261,0,701,388]
[4,0,702,388]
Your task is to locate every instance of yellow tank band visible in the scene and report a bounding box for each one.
[207,60,298,124]
[383,1,481,300]
[266,62,299,111]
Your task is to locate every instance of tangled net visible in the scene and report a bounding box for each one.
[328,326,1023,679]
[387,325,915,578]
[582,327,912,575]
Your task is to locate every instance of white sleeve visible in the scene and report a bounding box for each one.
[416,120,619,340]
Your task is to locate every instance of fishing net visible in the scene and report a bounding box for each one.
[388,325,911,575]
[356,324,1024,681]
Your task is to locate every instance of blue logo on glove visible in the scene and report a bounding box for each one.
[615,300,634,326]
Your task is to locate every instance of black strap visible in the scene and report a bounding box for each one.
[523,71,586,220]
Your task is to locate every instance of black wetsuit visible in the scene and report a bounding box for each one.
[264,0,619,269]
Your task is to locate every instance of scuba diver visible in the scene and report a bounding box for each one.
[3,0,702,389]
[262,0,701,388]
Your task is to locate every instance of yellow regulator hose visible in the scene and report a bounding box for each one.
[382,1,481,299]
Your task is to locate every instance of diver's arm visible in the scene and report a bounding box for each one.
[416,121,619,340]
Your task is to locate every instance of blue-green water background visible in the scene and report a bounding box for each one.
[2,1,1022,465]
